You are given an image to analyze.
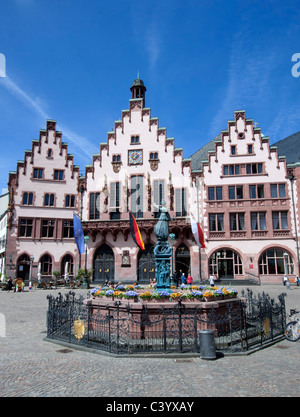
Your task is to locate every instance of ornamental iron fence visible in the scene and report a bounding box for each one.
[46,289,286,355]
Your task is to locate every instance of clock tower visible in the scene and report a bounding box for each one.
[130,76,146,107]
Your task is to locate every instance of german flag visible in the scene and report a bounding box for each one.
[129,211,145,250]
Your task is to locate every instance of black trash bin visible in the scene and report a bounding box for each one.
[199,329,216,360]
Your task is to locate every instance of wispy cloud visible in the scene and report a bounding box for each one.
[0,75,97,160]
[145,22,161,71]
[208,30,277,139]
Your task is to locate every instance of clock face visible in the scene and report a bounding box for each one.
[129,150,142,165]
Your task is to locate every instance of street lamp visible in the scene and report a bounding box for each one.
[169,233,176,286]
[289,174,300,276]
[283,252,290,290]
[82,235,90,289]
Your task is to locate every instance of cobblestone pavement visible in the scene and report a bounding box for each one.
[0,284,299,397]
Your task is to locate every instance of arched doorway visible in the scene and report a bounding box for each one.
[93,244,115,284]
[137,243,155,284]
[175,243,190,277]
[16,254,30,281]
[209,248,243,280]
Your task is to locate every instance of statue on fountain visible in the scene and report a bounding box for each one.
[153,200,172,293]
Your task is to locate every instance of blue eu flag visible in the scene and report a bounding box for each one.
[73,213,84,255]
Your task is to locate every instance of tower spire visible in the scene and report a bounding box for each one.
[130,76,146,107]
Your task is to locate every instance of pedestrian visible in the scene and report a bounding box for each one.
[209,274,215,287]
[283,275,287,286]
[187,273,193,285]
[2,277,13,291]
[294,276,300,286]
[181,273,186,285]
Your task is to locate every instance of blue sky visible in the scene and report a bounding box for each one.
[1,0,300,193]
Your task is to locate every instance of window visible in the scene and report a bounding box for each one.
[61,254,74,278]
[272,211,288,230]
[33,168,43,179]
[208,187,222,201]
[249,184,264,199]
[41,254,52,276]
[110,182,120,219]
[47,149,53,158]
[228,185,243,200]
[65,195,75,208]
[63,220,74,238]
[223,164,240,175]
[19,218,33,237]
[154,180,165,217]
[231,145,236,155]
[230,213,245,231]
[209,249,243,277]
[259,248,294,275]
[22,192,33,205]
[175,188,187,217]
[131,136,140,144]
[270,184,286,198]
[54,170,64,181]
[41,219,55,238]
[246,163,263,174]
[150,152,159,160]
[251,212,267,230]
[89,192,100,220]
[112,154,121,163]
[247,144,253,154]
[44,193,55,206]
[209,213,224,231]
[131,175,143,218]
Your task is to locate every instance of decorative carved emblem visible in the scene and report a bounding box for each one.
[73,318,85,340]
[112,163,121,173]
[150,160,158,171]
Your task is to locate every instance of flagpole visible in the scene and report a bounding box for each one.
[73,211,82,280]
[196,179,202,282]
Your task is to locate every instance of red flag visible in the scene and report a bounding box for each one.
[129,211,145,250]
[190,212,205,248]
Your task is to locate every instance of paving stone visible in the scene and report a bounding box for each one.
[0,285,300,397]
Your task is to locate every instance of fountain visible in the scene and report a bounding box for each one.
[153,200,172,294]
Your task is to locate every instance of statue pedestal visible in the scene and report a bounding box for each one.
[154,240,172,294]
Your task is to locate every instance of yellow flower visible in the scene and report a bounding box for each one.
[170,292,182,299]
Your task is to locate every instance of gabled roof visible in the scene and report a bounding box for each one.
[190,134,221,171]
[272,131,300,164]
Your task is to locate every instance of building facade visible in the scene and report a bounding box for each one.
[0,191,9,280]
[6,122,80,282]
[5,78,300,284]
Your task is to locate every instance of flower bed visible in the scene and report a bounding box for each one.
[90,284,238,302]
